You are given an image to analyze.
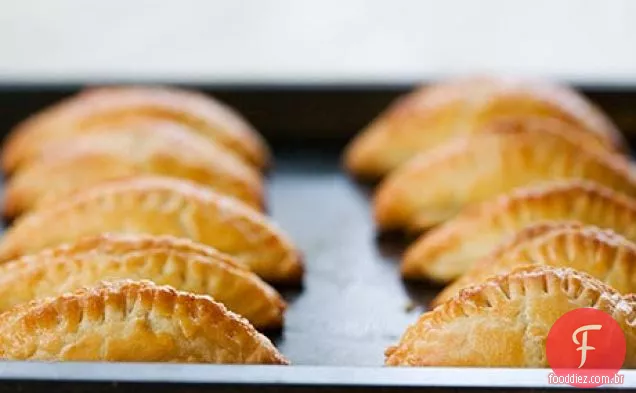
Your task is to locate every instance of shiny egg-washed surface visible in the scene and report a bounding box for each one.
[0,280,287,363]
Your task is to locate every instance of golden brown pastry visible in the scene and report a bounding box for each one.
[402,180,636,283]
[0,176,303,283]
[4,120,263,217]
[434,224,636,306]
[374,117,636,231]
[385,266,636,367]
[0,233,285,329]
[0,279,288,363]
[2,85,270,172]
[345,76,624,179]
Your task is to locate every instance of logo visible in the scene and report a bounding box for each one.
[572,324,602,368]
[546,308,625,387]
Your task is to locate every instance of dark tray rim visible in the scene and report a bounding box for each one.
[2,79,636,92]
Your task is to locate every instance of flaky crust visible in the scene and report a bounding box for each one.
[385,266,636,367]
[4,120,264,217]
[0,280,288,363]
[402,180,636,282]
[344,75,624,179]
[434,224,636,306]
[0,176,303,283]
[2,86,270,172]
[374,117,636,230]
[0,233,285,329]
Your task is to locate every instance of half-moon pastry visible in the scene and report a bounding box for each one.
[2,85,270,172]
[374,117,636,231]
[345,75,624,179]
[385,266,636,367]
[433,224,636,306]
[0,233,285,329]
[0,176,303,283]
[402,180,636,283]
[4,120,264,217]
[0,279,289,363]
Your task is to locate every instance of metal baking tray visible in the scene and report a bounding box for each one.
[0,83,635,392]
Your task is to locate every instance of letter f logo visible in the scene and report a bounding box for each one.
[572,324,602,368]
[547,308,626,387]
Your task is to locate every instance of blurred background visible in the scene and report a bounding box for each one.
[1,0,636,141]
[1,0,635,86]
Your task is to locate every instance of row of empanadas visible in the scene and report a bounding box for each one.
[352,76,636,368]
[387,193,636,367]
[2,86,271,218]
[0,86,295,364]
[348,75,636,281]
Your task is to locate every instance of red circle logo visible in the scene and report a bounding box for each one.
[546,308,625,387]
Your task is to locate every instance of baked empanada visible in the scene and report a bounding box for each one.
[386,266,636,367]
[4,120,263,217]
[0,233,285,329]
[402,180,636,282]
[0,279,288,363]
[434,224,636,306]
[345,76,624,179]
[375,118,636,231]
[2,86,270,172]
[0,176,303,283]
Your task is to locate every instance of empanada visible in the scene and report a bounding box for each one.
[2,86,270,172]
[375,118,636,231]
[4,120,263,217]
[0,176,303,283]
[434,224,636,306]
[402,180,636,282]
[0,233,285,329]
[344,76,624,179]
[0,279,288,363]
[386,266,636,367]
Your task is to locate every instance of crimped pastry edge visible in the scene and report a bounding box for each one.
[401,179,636,282]
[344,75,624,179]
[0,279,289,364]
[386,266,634,366]
[2,85,272,172]
[432,223,636,306]
[0,176,304,283]
[3,122,265,217]
[2,233,286,329]
[373,121,635,231]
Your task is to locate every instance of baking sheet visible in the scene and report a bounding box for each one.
[268,146,432,365]
[0,84,635,391]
